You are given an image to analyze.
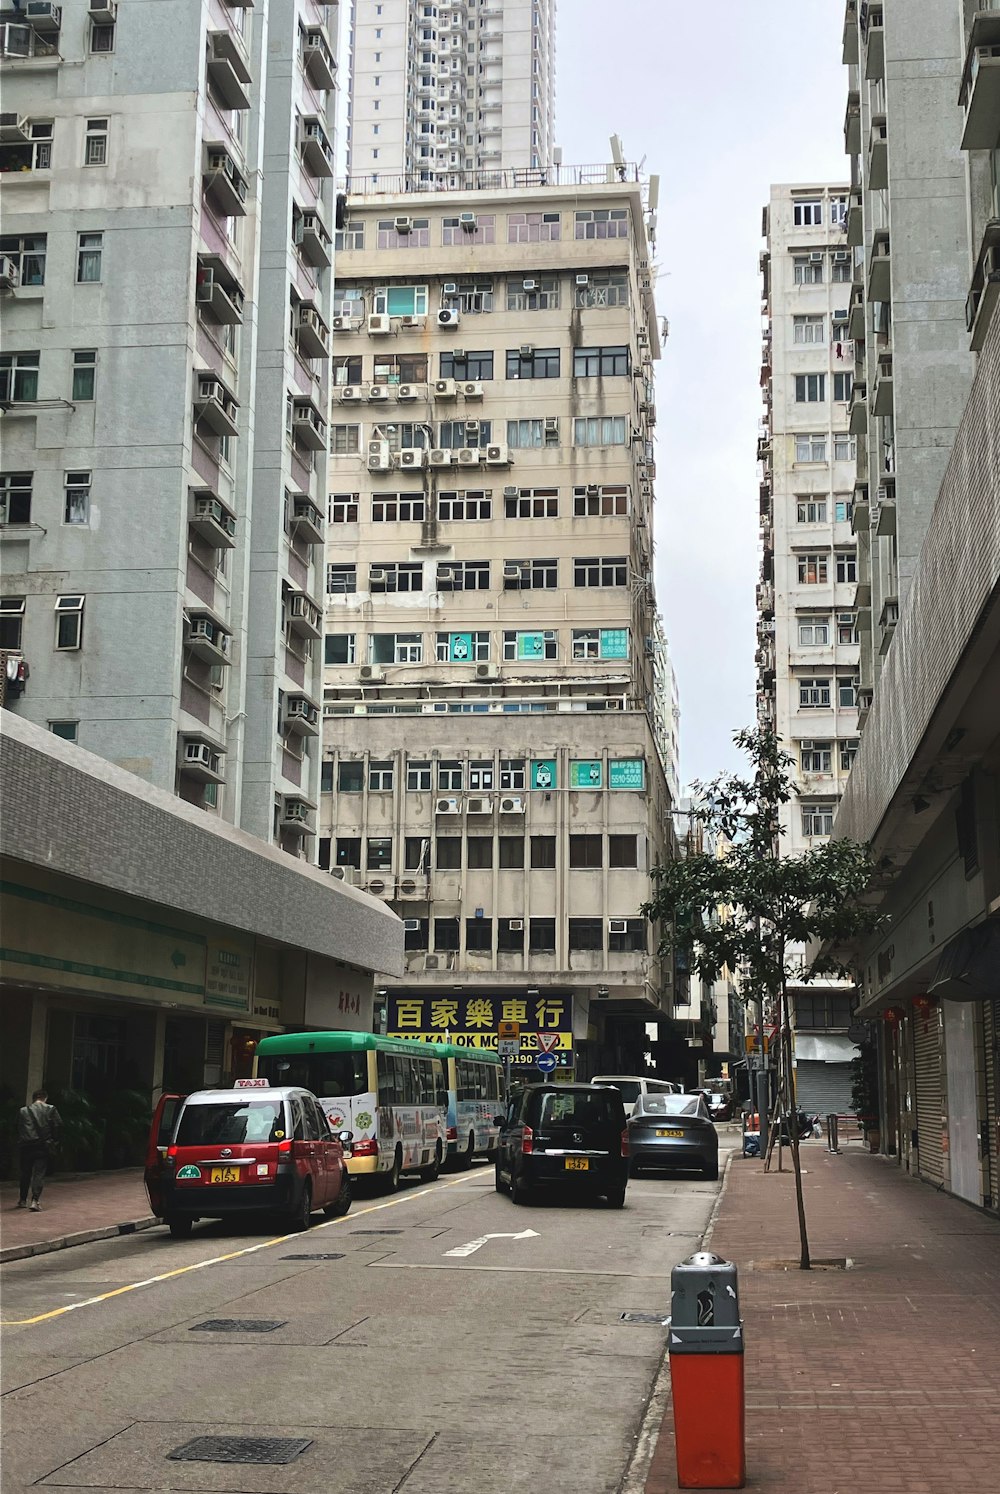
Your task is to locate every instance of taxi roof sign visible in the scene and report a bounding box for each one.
[498,1019,520,1039]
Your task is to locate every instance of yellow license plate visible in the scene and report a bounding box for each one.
[656,1129,684,1138]
[209,1166,240,1183]
[564,1158,590,1171]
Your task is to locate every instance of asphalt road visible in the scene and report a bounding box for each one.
[1,1155,730,1494]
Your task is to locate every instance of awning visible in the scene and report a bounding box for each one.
[928,920,1000,1001]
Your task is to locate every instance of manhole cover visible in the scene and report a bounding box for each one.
[620,1311,668,1325]
[350,1229,402,1235]
[752,1257,852,1272]
[190,1319,287,1333]
[168,1436,312,1465]
[282,1253,346,1261]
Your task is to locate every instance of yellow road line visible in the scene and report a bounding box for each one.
[1,1174,472,1328]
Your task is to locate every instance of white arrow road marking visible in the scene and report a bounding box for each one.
[444,1228,540,1259]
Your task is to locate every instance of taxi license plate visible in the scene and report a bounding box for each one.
[564,1158,589,1171]
[209,1166,240,1184]
[656,1129,684,1138]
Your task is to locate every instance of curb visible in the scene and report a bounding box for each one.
[1,1215,158,1265]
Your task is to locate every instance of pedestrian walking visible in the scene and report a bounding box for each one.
[17,1088,62,1211]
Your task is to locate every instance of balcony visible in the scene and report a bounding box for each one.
[287,591,321,639]
[960,12,1000,151]
[178,733,226,785]
[207,30,252,111]
[290,493,324,546]
[203,143,248,218]
[284,693,320,737]
[302,25,336,91]
[872,478,896,536]
[844,90,861,155]
[0,20,60,64]
[185,611,232,665]
[872,350,893,416]
[965,217,1000,351]
[759,480,771,514]
[848,283,866,340]
[280,796,314,834]
[196,254,245,325]
[853,579,872,609]
[867,114,888,191]
[851,482,869,533]
[878,596,899,654]
[842,0,858,65]
[189,489,237,549]
[295,207,332,269]
[757,582,775,619]
[844,188,863,246]
[296,300,330,360]
[848,380,868,435]
[863,4,884,80]
[193,373,240,439]
[867,227,890,302]
[291,396,326,450]
[299,114,334,178]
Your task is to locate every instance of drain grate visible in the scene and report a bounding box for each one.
[620,1311,668,1325]
[190,1319,287,1333]
[168,1435,312,1465]
[282,1253,345,1261]
[350,1229,403,1235]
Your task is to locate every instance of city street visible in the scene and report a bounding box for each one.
[0,1159,728,1494]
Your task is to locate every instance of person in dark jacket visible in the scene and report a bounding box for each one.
[18,1089,62,1210]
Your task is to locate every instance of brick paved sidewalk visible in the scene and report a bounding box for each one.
[645,1147,1000,1493]
[0,1168,154,1263]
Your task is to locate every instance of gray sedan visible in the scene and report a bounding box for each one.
[627,1093,719,1180]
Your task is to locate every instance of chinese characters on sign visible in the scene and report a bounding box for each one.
[570,759,603,788]
[387,993,574,1067]
[205,943,251,1011]
[609,758,646,790]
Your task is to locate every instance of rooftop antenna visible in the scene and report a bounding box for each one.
[609,134,624,166]
[648,174,660,215]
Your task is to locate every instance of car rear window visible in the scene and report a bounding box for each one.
[634,1095,701,1117]
[594,1080,640,1103]
[175,1100,286,1146]
[540,1091,619,1127]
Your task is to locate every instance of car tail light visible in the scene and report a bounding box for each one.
[620,1129,630,1158]
[166,1145,178,1160]
[521,1126,533,1155]
[277,1139,293,1154]
[446,1125,458,1142]
[352,1137,378,1157]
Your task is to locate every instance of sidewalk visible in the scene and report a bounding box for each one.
[644,1146,1000,1493]
[0,1168,155,1263]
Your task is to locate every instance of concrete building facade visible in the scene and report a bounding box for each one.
[321,167,676,1075]
[345,0,556,188]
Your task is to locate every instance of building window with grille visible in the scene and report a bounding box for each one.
[84,118,109,167]
[64,471,91,526]
[569,917,603,950]
[801,802,834,837]
[797,553,829,584]
[529,918,556,952]
[90,20,115,52]
[575,269,628,307]
[0,120,52,172]
[799,740,832,773]
[569,835,602,868]
[326,564,357,594]
[799,677,831,707]
[506,275,559,311]
[574,556,627,588]
[609,919,647,953]
[609,834,639,868]
[442,280,494,313]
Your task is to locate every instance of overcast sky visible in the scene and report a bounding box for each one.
[556,1,848,786]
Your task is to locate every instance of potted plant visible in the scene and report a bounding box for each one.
[850,1039,880,1152]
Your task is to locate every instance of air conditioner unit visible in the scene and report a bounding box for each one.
[368,384,389,401]
[544,417,559,434]
[459,211,477,229]
[368,314,391,334]
[434,378,457,398]
[397,384,419,401]
[0,256,20,291]
[368,567,386,583]
[475,663,499,681]
[442,282,458,295]
[340,385,362,402]
[467,796,493,814]
[429,448,453,466]
[403,918,421,932]
[399,447,426,468]
[609,918,629,934]
[24,2,61,29]
[833,249,849,262]
[809,251,824,263]
[367,879,387,894]
[464,421,481,440]
[457,448,481,465]
[575,274,590,287]
[359,663,385,682]
[500,486,519,501]
[485,444,508,466]
[499,796,524,814]
[367,440,391,471]
[509,918,525,932]
[330,866,359,884]
[637,329,650,347]
[503,563,522,581]
[436,797,461,814]
[282,799,311,825]
[183,742,214,769]
[518,343,533,358]
[522,279,537,291]
[400,314,424,327]
[89,0,117,21]
[423,954,443,971]
[394,216,413,233]
[331,315,355,332]
[437,307,461,328]
[461,381,483,400]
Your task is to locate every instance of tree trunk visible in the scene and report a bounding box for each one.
[782,980,811,1270]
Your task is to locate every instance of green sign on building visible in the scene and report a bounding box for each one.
[609,758,645,790]
[600,629,629,660]
[531,760,557,790]
[570,760,603,788]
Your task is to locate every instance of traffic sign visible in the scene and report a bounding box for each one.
[536,1032,560,1055]
[498,1019,520,1040]
[536,1052,558,1074]
[498,1037,520,1059]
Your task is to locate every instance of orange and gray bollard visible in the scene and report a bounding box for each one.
[667,1251,745,1489]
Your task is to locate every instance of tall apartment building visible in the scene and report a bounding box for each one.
[321,167,676,1076]
[757,184,861,1113]
[0,0,338,857]
[345,0,556,187]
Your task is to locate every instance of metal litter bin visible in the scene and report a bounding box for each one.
[667,1251,745,1489]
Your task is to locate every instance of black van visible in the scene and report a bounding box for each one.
[494,1084,629,1208]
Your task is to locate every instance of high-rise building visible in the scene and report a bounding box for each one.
[321,166,676,1075]
[345,0,556,187]
[0,0,338,858]
[757,183,861,1112]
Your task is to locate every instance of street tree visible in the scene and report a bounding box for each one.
[643,727,882,1269]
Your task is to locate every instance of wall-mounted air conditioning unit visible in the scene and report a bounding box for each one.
[475,663,499,681]
[359,664,385,682]
[331,315,356,332]
[437,308,460,328]
[459,211,477,230]
[368,313,391,334]
[403,918,421,932]
[509,918,525,932]
[0,255,20,291]
[429,449,453,466]
[466,797,493,814]
[485,444,509,465]
[340,385,362,402]
[434,378,457,399]
[399,448,426,468]
[522,279,536,290]
[575,274,589,286]
[436,797,461,814]
[503,485,519,499]
[499,796,524,814]
[367,440,391,471]
[809,251,824,263]
[368,383,389,401]
[400,314,424,327]
[330,866,360,885]
[609,918,628,934]
[461,381,483,400]
[442,282,458,295]
[397,384,420,401]
[394,216,413,233]
[519,344,533,357]
[457,448,481,464]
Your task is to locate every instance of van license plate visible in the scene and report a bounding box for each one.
[564,1158,589,1171]
[656,1129,684,1138]
[210,1167,240,1183]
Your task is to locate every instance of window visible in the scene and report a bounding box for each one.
[569,917,603,950]
[834,497,853,524]
[575,270,628,308]
[435,631,490,662]
[793,315,825,344]
[507,417,559,449]
[530,836,556,869]
[609,919,647,953]
[48,720,79,741]
[504,557,557,590]
[76,233,103,284]
[800,740,832,773]
[335,220,364,252]
[505,275,559,311]
[0,474,32,527]
[793,256,823,284]
[324,633,356,665]
[835,551,857,584]
[438,760,463,791]
[326,564,357,594]
[373,352,429,384]
[792,199,823,226]
[367,837,392,871]
[466,917,493,951]
[438,490,492,521]
[799,677,831,707]
[372,285,429,317]
[84,118,108,167]
[72,350,96,402]
[382,423,431,454]
[529,918,556,952]
[574,208,627,239]
[833,372,853,402]
[832,257,851,283]
[90,21,115,52]
[440,349,493,380]
[55,595,85,650]
[572,628,629,661]
[0,597,25,650]
[368,761,394,792]
[797,615,830,646]
[337,761,364,795]
[436,559,489,591]
[376,218,430,249]
[500,759,525,790]
[498,918,525,952]
[438,420,492,450]
[506,347,560,379]
[797,553,829,584]
[503,629,557,660]
[795,373,826,403]
[838,676,859,708]
[833,434,855,461]
[371,631,422,665]
[795,433,827,462]
[573,416,627,447]
[801,802,834,837]
[830,195,848,227]
[369,561,423,593]
[504,488,558,519]
[403,837,428,873]
[796,498,827,524]
[840,738,860,771]
[328,493,360,524]
[573,345,629,378]
[0,352,39,404]
[442,280,494,313]
[320,764,334,795]
[570,835,602,868]
[468,760,494,791]
[837,611,858,645]
[498,836,525,870]
[0,235,46,287]
[609,834,638,868]
[574,556,628,588]
[371,494,425,523]
[64,471,91,525]
[573,486,629,517]
[0,120,52,172]
[467,837,493,870]
[406,761,432,792]
[507,211,560,243]
[435,835,462,869]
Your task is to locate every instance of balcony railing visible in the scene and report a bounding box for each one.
[959,10,1000,152]
[339,160,645,198]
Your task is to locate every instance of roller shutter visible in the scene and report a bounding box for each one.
[794,1060,853,1116]
[913,1009,945,1187]
[985,1001,999,1214]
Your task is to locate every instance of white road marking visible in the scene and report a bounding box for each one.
[443,1228,540,1258]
